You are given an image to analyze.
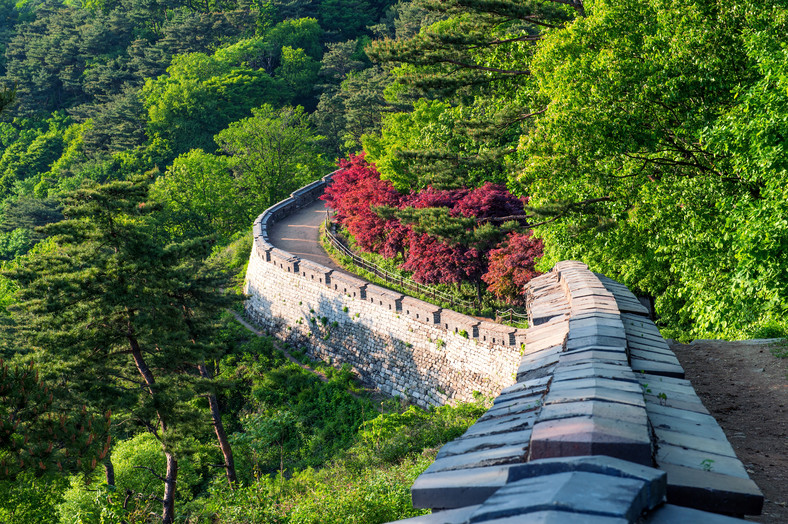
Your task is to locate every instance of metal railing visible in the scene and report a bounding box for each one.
[323,218,480,313]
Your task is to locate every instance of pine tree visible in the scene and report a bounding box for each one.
[3,176,238,523]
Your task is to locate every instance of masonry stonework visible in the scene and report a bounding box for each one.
[244,177,521,408]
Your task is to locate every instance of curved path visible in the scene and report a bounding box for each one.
[267,198,343,271]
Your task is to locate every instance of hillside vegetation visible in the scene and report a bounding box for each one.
[0,0,785,521]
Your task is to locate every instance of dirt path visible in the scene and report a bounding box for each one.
[670,339,788,522]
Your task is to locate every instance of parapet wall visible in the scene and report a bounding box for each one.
[244,173,523,407]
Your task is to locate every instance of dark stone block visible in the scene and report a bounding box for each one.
[437,429,533,459]
[410,465,512,509]
[644,504,751,524]
[507,455,667,511]
[661,463,763,515]
[656,443,749,479]
[467,471,647,522]
[529,415,652,466]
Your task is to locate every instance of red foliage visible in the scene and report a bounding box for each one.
[323,154,543,304]
[400,231,484,284]
[482,232,544,305]
[453,183,524,219]
[321,154,402,252]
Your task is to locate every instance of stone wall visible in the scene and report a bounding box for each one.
[244,174,523,407]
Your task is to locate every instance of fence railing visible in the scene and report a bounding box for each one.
[323,218,480,313]
[495,308,529,327]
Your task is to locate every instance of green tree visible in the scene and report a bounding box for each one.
[215,104,331,210]
[151,149,249,241]
[3,177,238,522]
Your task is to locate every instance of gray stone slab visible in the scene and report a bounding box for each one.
[567,334,627,351]
[387,505,481,524]
[644,504,751,524]
[647,411,728,441]
[482,394,543,421]
[572,311,625,322]
[558,349,629,366]
[627,337,672,353]
[529,416,652,465]
[516,361,558,383]
[471,512,628,524]
[552,363,638,384]
[507,455,666,511]
[462,412,539,438]
[423,444,528,474]
[635,375,700,396]
[437,429,533,459]
[538,400,649,426]
[652,427,736,458]
[645,403,722,427]
[643,393,709,414]
[467,471,646,522]
[498,376,551,398]
[569,316,625,330]
[661,462,764,515]
[656,443,749,479]
[630,358,685,379]
[544,386,646,408]
[411,465,512,509]
[568,324,628,339]
[549,377,644,395]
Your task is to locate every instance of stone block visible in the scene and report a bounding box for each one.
[647,409,728,441]
[481,393,544,421]
[329,271,367,299]
[529,416,652,466]
[423,445,528,475]
[402,296,441,325]
[660,463,763,515]
[410,465,512,509]
[365,283,404,312]
[297,259,333,286]
[538,400,648,426]
[436,429,533,459]
[462,412,540,439]
[387,505,481,524]
[467,471,647,522]
[507,455,667,511]
[269,248,300,273]
[544,386,646,409]
[644,504,752,524]
[552,362,638,383]
[567,334,627,351]
[558,348,629,366]
[478,321,517,346]
[441,309,481,338]
[630,358,685,379]
[656,443,748,479]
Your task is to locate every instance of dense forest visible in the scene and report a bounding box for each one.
[0,0,785,521]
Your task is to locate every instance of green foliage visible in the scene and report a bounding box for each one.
[151,149,249,242]
[58,433,217,522]
[215,104,331,210]
[0,471,67,524]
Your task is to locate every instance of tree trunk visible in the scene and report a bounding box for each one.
[128,333,179,524]
[198,362,237,487]
[162,451,178,524]
[104,458,115,487]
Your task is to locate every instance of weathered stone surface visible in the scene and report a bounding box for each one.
[567,334,627,351]
[558,348,629,366]
[411,465,512,509]
[436,429,533,459]
[648,410,728,441]
[549,377,644,395]
[424,445,529,475]
[656,444,749,478]
[402,296,441,325]
[461,412,539,439]
[552,363,639,384]
[497,376,551,399]
[661,463,764,515]
[629,358,685,379]
[644,504,752,524]
[467,472,647,522]
[543,386,646,408]
[507,455,667,511]
[652,428,735,457]
[538,400,648,426]
[529,416,652,466]
[365,283,404,312]
[387,505,481,524]
[471,512,628,524]
[481,394,543,421]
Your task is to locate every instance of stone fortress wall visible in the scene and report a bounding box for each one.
[244,172,523,407]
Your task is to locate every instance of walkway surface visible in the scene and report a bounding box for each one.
[267,198,343,271]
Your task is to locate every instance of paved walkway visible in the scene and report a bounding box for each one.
[267,198,343,271]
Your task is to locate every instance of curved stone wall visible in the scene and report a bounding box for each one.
[243,173,523,407]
